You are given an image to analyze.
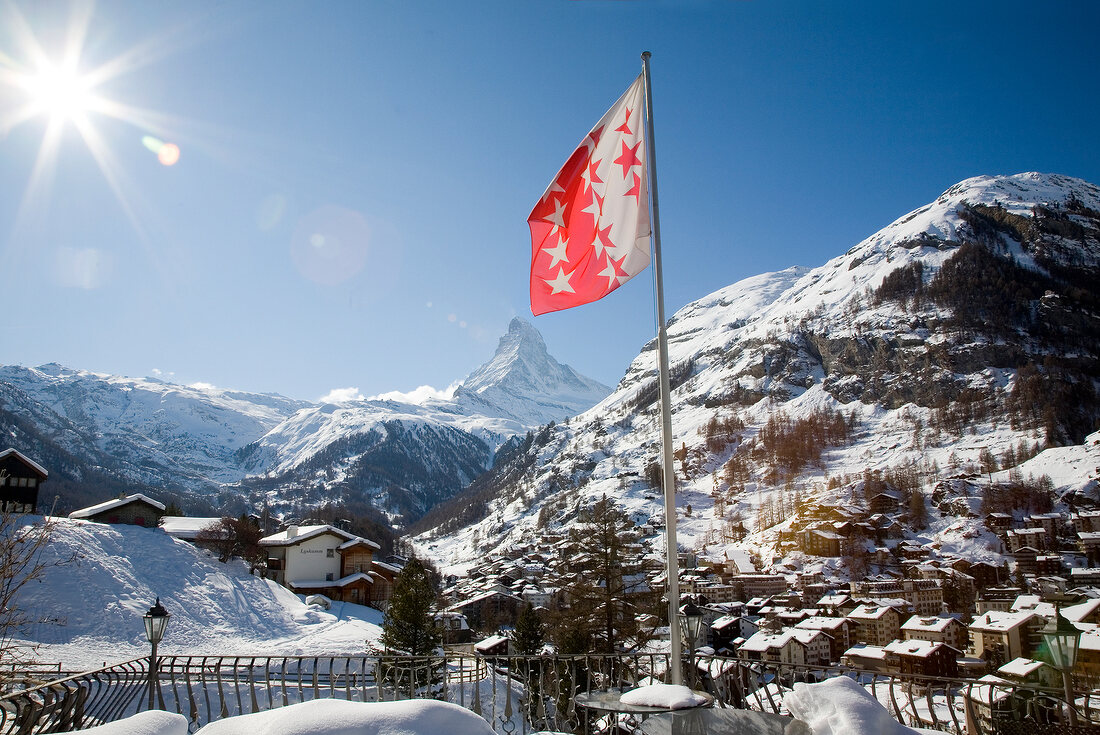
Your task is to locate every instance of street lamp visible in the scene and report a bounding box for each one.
[1041,604,1081,727]
[678,597,704,687]
[143,598,170,710]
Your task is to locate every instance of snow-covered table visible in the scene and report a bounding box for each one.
[574,688,715,734]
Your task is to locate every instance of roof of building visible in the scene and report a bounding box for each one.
[843,644,887,661]
[998,657,1050,678]
[847,604,898,621]
[969,610,1037,632]
[69,493,165,519]
[159,516,225,539]
[0,448,48,477]
[884,639,956,659]
[901,615,961,633]
[260,524,364,547]
[474,634,509,652]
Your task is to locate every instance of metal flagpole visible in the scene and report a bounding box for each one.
[641,50,684,686]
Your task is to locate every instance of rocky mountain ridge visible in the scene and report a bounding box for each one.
[0,319,610,525]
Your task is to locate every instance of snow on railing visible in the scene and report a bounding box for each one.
[0,653,1096,734]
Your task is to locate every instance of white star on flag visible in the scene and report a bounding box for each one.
[528,74,651,315]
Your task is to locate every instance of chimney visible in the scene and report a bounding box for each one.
[286,525,298,539]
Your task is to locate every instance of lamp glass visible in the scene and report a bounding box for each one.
[143,599,170,645]
[679,600,703,647]
[1042,611,1080,671]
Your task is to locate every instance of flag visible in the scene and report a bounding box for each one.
[528,75,651,315]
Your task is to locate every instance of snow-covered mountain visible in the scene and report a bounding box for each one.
[412,172,1100,578]
[0,319,610,524]
[448,318,612,426]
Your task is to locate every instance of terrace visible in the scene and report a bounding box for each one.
[1,652,1098,734]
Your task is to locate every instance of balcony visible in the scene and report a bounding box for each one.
[1,652,1097,734]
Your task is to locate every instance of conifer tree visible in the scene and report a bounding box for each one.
[380,557,440,656]
[512,602,545,655]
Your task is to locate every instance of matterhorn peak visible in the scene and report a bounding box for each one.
[453,318,610,426]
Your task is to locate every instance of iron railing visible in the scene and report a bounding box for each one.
[0,653,1097,734]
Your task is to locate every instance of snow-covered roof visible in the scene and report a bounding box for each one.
[160,516,225,539]
[260,525,357,546]
[843,644,887,661]
[69,493,165,519]
[338,537,381,551]
[969,610,1037,632]
[795,616,849,632]
[0,448,48,477]
[901,615,960,633]
[474,634,509,652]
[847,604,896,621]
[998,657,1050,678]
[884,639,954,658]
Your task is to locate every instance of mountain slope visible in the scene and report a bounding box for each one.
[412,172,1100,577]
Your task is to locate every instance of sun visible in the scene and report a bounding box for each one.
[19,59,98,125]
[18,60,104,129]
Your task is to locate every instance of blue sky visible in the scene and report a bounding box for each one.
[1,0,1098,402]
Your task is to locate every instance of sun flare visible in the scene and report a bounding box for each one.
[20,60,97,124]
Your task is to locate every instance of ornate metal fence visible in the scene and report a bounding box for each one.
[0,653,1096,734]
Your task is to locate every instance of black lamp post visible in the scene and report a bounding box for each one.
[678,597,704,687]
[1041,604,1081,727]
[143,598,170,710]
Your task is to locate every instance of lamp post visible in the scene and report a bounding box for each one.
[678,597,704,688]
[1041,602,1081,728]
[143,598,170,711]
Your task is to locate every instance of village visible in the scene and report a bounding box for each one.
[9,443,1100,708]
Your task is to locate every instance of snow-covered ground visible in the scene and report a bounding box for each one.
[13,517,383,670]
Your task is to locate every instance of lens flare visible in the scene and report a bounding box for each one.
[141,135,179,166]
[157,142,179,166]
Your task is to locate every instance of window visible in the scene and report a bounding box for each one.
[325,573,334,581]
[326,549,334,558]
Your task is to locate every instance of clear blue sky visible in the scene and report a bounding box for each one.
[2,1,1098,402]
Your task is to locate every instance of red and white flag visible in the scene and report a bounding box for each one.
[528,75,651,315]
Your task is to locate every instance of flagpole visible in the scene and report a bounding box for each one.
[641,51,684,687]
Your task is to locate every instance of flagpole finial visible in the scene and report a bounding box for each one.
[642,51,651,61]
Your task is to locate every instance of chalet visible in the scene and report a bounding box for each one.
[1006,527,1050,553]
[968,610,1042,666]
[432,612,472,644]
[737,630,806,666]
[846,604,903,647]
[996,657,1060,689]
[1072,510,1100,534]
[798,528,842,557]
[884,639,960,678]
[259,525,393,608]
[1079,532,1100,566]
[967,561,1006,590]
[795,616,853,663]
[901,614,968,652]
[474,634,511,657]
[0,449,47,513]
[69,494,165,527]
[447,590,525,630]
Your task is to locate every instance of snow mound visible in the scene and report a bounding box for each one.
[784,677,925,735]
[194,698,497,735]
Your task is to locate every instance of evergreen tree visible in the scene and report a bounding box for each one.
[512,603,545,655]
[546,496,655,653]
[380,558,440,656]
